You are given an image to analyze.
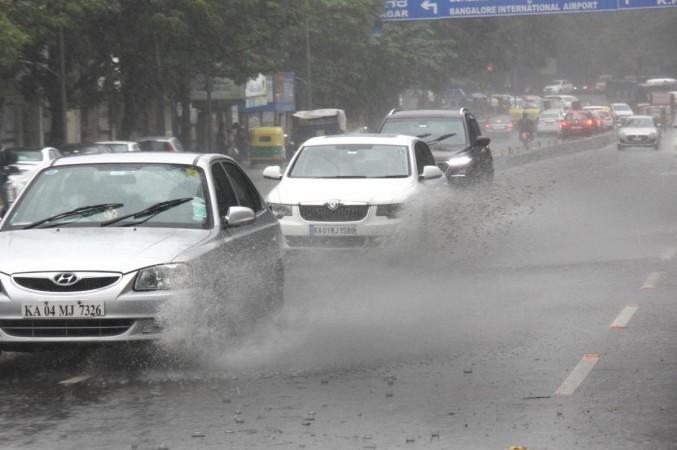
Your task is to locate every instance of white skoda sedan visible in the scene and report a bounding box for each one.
[262,135,444,248]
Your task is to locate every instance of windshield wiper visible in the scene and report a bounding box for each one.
[426,133,457,145]
[24,203,124,230]
[416,133,431,139]
[101,198,193,227]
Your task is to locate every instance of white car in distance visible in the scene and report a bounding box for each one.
[6,147,61,202]
[262,135,444,248]
[543,79,574,95]
[610,103,634,125]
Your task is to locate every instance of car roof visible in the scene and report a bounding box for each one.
[302,134,418,147]
[97,141,135,145]
[387,109,464,119]
[50,152,231,167]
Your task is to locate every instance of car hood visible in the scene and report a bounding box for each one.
[267,177,417,205]
[620,127,657,135]
[0,227,213,274]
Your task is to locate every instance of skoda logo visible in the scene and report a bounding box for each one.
[326,200,341,211]
[52,272,79,287]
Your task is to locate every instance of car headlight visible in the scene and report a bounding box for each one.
[134,263,193,291]
[376,204,403,219]
[447,155,473,168]
[269,203,293,217]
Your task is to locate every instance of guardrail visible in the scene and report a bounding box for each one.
[494,132,616,169]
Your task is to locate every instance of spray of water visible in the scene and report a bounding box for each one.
[154,172,546,377]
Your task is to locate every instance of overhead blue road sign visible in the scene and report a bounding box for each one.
[619,0,677,9]
[382,0,677,21]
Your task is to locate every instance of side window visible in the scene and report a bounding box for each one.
[222,163,263,212]
[211,163,238,217]
[414,142,435,175]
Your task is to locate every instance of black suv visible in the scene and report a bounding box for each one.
[377,108,493,185]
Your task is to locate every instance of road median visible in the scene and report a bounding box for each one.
[494,132,615,169]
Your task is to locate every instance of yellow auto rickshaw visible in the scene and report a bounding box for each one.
[249,127,286,166]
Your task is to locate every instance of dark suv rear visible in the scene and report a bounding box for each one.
[377,108,493,185]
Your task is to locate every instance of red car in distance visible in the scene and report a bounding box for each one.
[560,110,598,138]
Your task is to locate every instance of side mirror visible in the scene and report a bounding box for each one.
[224,206,256,227]
[476,136,491,147]
[420,165,444,180]
[262,165,283,180]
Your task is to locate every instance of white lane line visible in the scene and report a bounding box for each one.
[554,354,600,396]
[641,272,662,289]
[610,304,639,329]
[660,246,677,262]
[58,375,91,386]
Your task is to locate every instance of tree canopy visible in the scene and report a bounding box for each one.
[1,0,676,140]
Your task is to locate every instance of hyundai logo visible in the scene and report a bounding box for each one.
[52,272,79,287]
[326,200,341,211]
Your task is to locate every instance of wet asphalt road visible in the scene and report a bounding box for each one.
[1,132,676,449]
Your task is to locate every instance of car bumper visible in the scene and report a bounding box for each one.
[0,272,182,347]
[618,136,659,146]
[278,206,400,248]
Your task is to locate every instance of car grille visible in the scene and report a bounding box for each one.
[626,135,648,141]
[13,276,120,292]
[0,319,134,338]
[299,205,369,222]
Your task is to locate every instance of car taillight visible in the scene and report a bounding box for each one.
[485,123,491,129]
[586,119,593,126]
[561,120,569,127]
[507,123,513,128]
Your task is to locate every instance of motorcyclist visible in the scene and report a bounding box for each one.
[517,112,535,140]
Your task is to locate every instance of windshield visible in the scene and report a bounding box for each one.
[613,104,631,111]
[380,118,467,146]
[540,113,559,120]
[289,144,410,178]
[4,163,210,230]
[622,117,654,128]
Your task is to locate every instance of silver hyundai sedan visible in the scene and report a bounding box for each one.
[0,153,283,351]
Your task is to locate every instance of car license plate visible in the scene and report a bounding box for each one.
[22,301,105,318]
[309,224,357,236]
[493,125,506,130]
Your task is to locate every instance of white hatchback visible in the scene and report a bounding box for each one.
[263,135,444,248]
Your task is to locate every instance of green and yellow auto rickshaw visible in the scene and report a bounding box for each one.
[249,127,286,166]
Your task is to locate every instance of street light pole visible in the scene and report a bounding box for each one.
[304,0,312,109]
[58,25,68,144]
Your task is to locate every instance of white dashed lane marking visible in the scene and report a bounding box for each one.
[58,375,91,386]
[641,272,662,289]
[555,354,600,396]
[610,304,639,329]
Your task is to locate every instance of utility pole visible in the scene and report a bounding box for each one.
[206,73,213,153]
[58,25,68,144]
[304,0,312,109]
